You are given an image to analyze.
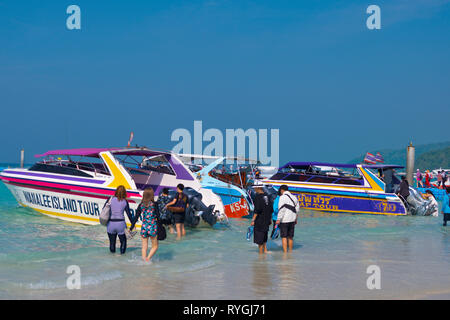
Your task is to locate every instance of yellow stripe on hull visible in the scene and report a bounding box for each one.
[299,206,405,216]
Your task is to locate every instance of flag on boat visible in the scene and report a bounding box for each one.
[363,152,377,164]
[127,132,134,147]
[375,152,384,163]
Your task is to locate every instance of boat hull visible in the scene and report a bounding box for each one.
[264,183,407,216]
[3,182,144,227]
[205,186,251,218]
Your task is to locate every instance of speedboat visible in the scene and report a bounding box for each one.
[177,154,256,218]
[0,147,225,228]
[262,162,409,215]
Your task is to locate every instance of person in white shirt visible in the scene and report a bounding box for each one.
[424,190,439,217]
[276,185,299,252]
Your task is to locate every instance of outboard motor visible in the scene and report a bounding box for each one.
[406,187,437,216]
[182,188,217,227]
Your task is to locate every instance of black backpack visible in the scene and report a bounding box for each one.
[154,204,167,241]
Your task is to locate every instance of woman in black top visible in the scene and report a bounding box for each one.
[165,184,189,239]
[251,186,273,254]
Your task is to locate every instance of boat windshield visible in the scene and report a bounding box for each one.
[270,165,364,186]
[32,156,111,177]
[179,155,260,188]
[111,154,176,191]
[366,167,402,192]
[114,154,176,176]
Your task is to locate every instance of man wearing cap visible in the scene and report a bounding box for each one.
[250,184,273,254]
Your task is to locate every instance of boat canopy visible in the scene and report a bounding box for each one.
[177,153,259,164]
[35,147,171,158]
[279,162,403,170]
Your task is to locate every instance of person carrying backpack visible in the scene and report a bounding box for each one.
[276,185,300,253]
[165,184,189,240]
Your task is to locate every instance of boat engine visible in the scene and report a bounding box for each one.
[406,187,437,216]
[182,188,218,227]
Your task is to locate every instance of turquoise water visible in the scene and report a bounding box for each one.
[0,182,449,300]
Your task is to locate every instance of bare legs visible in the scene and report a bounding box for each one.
[176,223,185,240]
[258,243,269,254]
[281,237,294,253]
[141,236,158,262]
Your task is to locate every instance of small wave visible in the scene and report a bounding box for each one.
[176,259,215,273]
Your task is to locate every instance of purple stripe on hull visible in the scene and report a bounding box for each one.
[3,170,105,184]
[167,155,194,181]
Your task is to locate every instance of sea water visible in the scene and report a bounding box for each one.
[0,182,449,300]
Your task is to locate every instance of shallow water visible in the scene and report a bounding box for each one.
[0,183,449,300]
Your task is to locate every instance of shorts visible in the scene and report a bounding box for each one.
[107,220,126,235]
[253,229,268,245]
[279,222,295,239]
[173,212,185,224]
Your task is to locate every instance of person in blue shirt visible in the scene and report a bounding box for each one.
[442,191,450,226]
[270,195,280,238]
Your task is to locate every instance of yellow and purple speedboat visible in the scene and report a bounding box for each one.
[0,147,226,227]
[262,162,407,216]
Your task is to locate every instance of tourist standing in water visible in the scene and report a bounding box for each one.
[130,188,159,262]
[397,176,410,208]
[442,191,450,226]
[270,195,280,238]
[442,171,448,190]
[251,186,273,254]
[276,185,299,253]
[105,185,133,254]
[158,188,175,234]
[165,184,188,239]
[437,171,443,188]
[416,169,423,188]
[424,190,439,217]
[425,170,431,188]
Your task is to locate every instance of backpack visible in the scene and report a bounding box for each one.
[99,197,112,226]
[154,204,167,241]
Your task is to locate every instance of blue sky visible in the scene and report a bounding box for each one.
[0,0,449,165]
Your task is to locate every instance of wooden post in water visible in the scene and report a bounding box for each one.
[20,149,24,168]
[406,142,415,186]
